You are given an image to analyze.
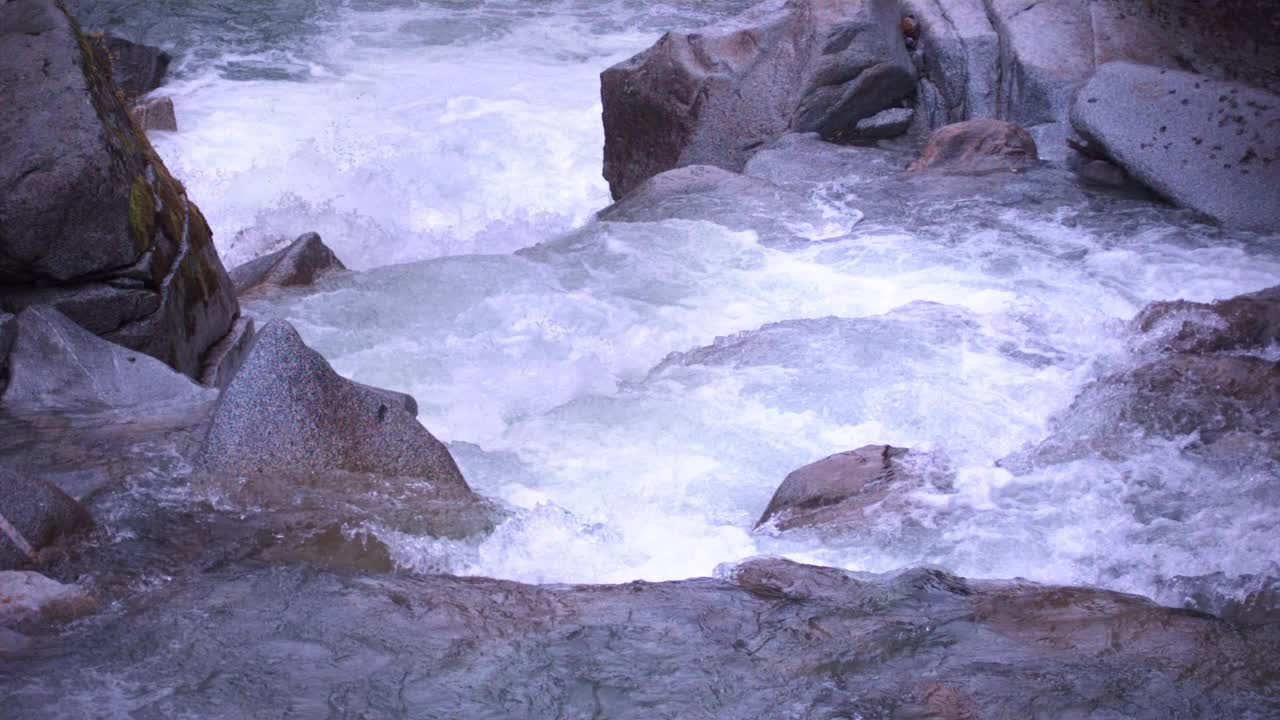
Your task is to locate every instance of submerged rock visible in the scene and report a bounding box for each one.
[0,0,238,379]
[757,444,917,531]
[909,119,1039,174]
[1,305,213,412]
[1135,285,1280,354]
[229,232,348,296]
[200,320,467,489]
[600,0,914,199]
[0,571,96,630]
[1072,62,1280,231]
[0,469,93,571]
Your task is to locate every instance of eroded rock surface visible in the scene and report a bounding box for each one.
[1,558,1276,718]
[0,571,95,629]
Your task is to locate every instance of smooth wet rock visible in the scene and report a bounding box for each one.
[1159,572,1280,627]
[600,0,914,199]
[1072,62,1280,231]
[0,571,96,629]
[229,232,347,296]
[84,33,169,102]
[0,0,238,378]
[1,305,213,412]
[0,469,93,571]
[4,557,1277,718]
[131,95,176,132]
[909,119,1038,174]
[1135,285,1280,354]
[757,444,930,531]
[200,320,467,488]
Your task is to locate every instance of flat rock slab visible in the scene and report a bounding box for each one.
[2,305,213,412]
[0,571,95,629]
[1072,61,1280,231]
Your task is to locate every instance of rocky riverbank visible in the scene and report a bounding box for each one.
[3,0,1280,716]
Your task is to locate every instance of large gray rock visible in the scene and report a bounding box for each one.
[600,0,914,199]
[200,320,466,488]
[0,0,239,379]
[909,118,1039,174]
[1071,62,1280,231]
[985,0,1095,127]
[0,571,95,629]
[0,469,93,570]
[229,232,347,296]
[903,0,999,123]
[1,305,213,412]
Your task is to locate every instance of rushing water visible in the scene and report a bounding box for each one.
[65,0,1280,602]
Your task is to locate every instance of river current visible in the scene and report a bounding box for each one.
[68,0,1280,602]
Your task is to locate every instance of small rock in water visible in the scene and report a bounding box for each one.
[909,119,1039,174]
[130,95,176,132]
[0,571,96,629]
[0,469,94,571]
[756,444,944,533]
[229,232,348,296]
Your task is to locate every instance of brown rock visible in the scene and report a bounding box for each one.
[756,444,924,531]
[909,119,1039,174]
[131,95,176,132]
[1135,285,1280,354]
[0,571,96,630]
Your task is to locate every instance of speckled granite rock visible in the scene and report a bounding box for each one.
[200,320,465,488]
[0,468,93,571]
[1072,62,1280,231]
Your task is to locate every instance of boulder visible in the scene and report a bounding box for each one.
[1071,62,1280,231]
[84,33,169,102]
[757,445,944,532]
[909,119,1039,173]
[902,0,999,123]
[1134,285,1280,354]
[0,0,239,379]
[131,95,176,132]
[985,0,1096,127]
[200,320,467,489]
[0,469,93,570]
[1,305,213,412]
[229,232,347,296]
[0,571,96,628]
[600,0,914,199]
